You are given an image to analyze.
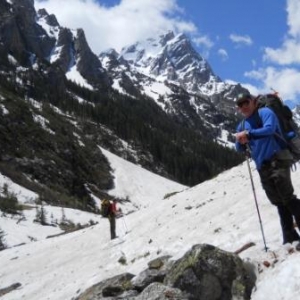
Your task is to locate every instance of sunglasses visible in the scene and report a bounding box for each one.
[237,99,251,108]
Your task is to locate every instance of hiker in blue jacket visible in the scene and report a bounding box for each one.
[235,92,300,246]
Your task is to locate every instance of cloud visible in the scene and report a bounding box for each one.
[192,36,213,49]
[287,0,300,37]
[191,36,214,58]
[264,40,300,65]
[249,0,300,102]
[263,0,300,65]
[35,0,200,54]
[217,48,228,61]
[245,67,300,100]
[229,34,253,47]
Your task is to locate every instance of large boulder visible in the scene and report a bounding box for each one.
[164,244,254,300]
[73,244,255,300]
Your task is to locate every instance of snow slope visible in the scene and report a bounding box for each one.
[0,148,300,300]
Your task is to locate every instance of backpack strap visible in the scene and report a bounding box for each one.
[241,119,245,131]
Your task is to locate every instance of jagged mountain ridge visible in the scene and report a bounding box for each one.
[120,31,222,91]
[99,31,250,140]
[0,0,245,210]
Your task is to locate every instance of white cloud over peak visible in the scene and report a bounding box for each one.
[35,0,199,54]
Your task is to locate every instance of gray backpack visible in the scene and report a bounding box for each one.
[255,93,300,162]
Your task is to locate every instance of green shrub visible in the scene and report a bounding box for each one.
[0,227,7,251]
[0,184,22,215]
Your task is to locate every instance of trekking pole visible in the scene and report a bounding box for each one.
[121,213,129,234]
[245,144,268,252]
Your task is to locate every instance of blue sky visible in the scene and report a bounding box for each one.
[35,0,300,104]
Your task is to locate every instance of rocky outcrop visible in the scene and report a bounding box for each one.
[152,33,220,86]
[53,27,74,72]
[0,0,55,66]
[164,244,254,300]
[0,0,111,91]
[74,29,110,90]
[74,244,255,300]
[37,8,59,27]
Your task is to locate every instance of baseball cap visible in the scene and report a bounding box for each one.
[235,92,254,105]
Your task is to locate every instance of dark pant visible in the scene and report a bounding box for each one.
[277,205,300,243]
[109,215,116,240]
[259,159,300,243]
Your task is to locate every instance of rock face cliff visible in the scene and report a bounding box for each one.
[0,0,110,90]
[0,0,55,66]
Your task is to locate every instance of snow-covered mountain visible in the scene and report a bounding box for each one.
[1,147,300,300]
[99,31,247,136]
[119,31,222,92]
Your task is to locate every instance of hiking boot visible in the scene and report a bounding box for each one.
[283,229,300,244]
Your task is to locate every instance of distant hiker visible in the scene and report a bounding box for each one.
[101,199,119,240]
[235,92,300,247]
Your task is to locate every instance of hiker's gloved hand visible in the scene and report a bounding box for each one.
[235,130,249,145]
[116,208,122,217]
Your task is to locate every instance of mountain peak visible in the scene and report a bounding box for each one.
[158,30,175,46]
[118,31,221,91]
[37,8,59,27]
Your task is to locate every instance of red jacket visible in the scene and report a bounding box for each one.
[110,202,118,215]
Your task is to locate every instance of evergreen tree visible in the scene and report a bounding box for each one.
[61,207,67,225]
[0,227,7,251]
[34,202,48,226]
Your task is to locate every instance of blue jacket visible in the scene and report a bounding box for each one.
[235,107,287,170]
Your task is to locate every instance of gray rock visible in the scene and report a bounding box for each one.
[148,255,172,270]
[131,268,166,292]
[74,272,135,300]
[135,282,188,300]
[164,244,254,300]
[74,244,255,300]
[131,255,173,292]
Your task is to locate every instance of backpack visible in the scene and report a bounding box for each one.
[255,93,300,162]
[101,199,111,217]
